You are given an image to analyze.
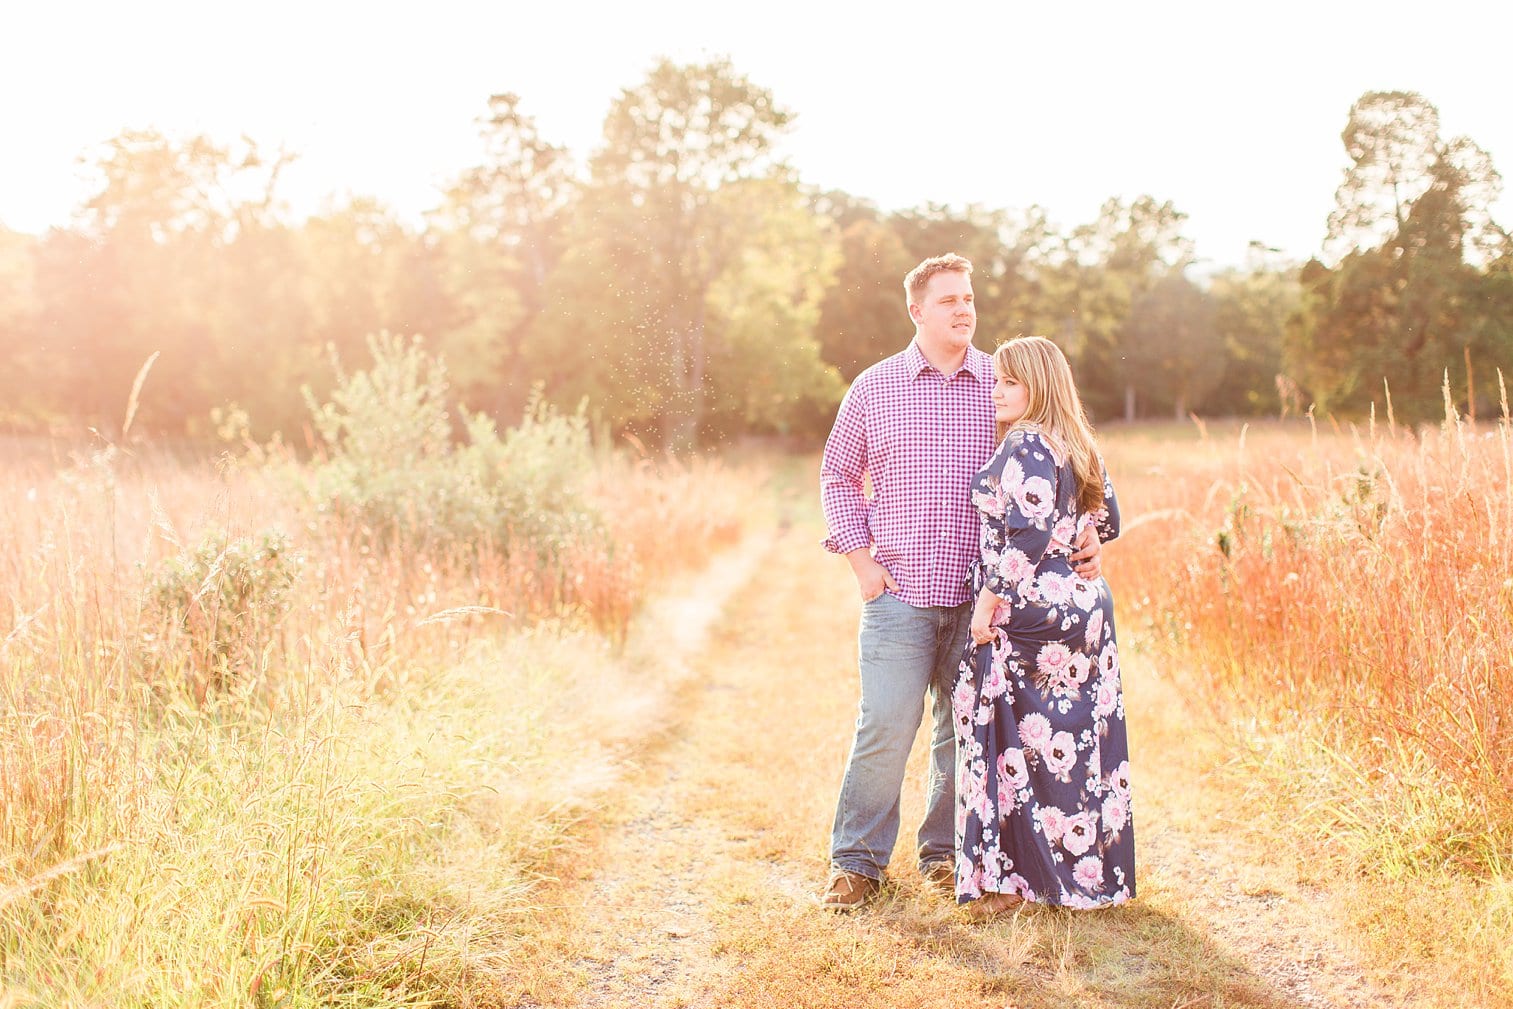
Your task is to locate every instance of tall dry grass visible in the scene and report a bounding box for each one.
[0,440,751,1005]
[1102,392,1513,997]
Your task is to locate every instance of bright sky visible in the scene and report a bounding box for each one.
[3,0,1509,267]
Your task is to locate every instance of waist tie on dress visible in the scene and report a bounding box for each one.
[966,558,986,596]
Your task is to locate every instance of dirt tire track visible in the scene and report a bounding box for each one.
[529,524,782,1007]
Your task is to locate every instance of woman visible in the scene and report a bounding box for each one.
[953,336,1132,915]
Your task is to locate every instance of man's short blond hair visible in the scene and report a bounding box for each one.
[904,253,973,306]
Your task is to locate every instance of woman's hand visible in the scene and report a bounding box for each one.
[970,588,999,646]
[970,613,994,646]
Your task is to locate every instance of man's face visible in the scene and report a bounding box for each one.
[911,270,976,357]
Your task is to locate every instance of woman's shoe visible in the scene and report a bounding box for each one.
[965,890,1024,921]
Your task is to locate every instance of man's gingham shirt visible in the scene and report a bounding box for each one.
[821,340,997,608]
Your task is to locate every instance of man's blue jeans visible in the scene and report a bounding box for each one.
[830,592,970,880]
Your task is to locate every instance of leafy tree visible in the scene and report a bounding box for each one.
[1326,91,1442,259]
[78,130,236,428]
[1119,271,1222,419]
[1287,251,1394,414]
[299,198,457,417]
[1461,247,1513,421]
[526,57,837,450]
[1292,91,1509,419]
[208,202,311,436]
[1047,196,1194,417]
[25,228,123,428]
[814,215,915,380]
[23,130,308,434]
[433,94,575,417]
[703,176,844,436]
[808,200,1063,380]
[1202,249,1301,416]
[31,132,217,429]
[0,226,40,427]
[809,188,887,232]
[988,205,1066,344]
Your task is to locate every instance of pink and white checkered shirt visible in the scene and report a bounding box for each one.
[820,340,998,608]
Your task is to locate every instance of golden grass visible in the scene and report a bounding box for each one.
[0,441,751,1005]
[9,415,1511,1005]
[1102,408,1513,1004]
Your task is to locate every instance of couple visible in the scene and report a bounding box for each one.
[818,253,1134,916]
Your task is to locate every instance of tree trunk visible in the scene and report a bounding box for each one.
[686,294,707,444]
[662,287,708,456]
[1124,384,1136,423]
[662,408,699,456]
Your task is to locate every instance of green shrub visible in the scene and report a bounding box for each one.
[454,397,602,554]
[143,530,300,690]
[302,332,600,555]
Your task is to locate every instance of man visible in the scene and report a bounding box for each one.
[818,253,1100,911]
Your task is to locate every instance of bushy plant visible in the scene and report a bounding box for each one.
[302,332,602,557]
[454,397,602,554]
[143,530,300,692]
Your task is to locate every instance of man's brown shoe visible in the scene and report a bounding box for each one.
[922,861,956,898]
[820,870,880,912]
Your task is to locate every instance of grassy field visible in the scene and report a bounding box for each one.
[0,439,748,1005]
[2,416,1509,1007]
[1103,410,1513,1003]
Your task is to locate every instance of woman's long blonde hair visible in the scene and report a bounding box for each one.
[993,336,1106,515]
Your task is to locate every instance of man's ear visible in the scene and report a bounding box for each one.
[907,302,922,324]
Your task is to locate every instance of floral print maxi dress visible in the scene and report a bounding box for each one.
[953,427,1133,908]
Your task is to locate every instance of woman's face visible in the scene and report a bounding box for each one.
[992,370,1029,425]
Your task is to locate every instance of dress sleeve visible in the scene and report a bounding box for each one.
[1091,458,1120,544]
[981,432,1057,600]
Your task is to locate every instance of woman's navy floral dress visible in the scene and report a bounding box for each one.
[953,427,1133,908]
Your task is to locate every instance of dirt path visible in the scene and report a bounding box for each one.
[510,500,1414,1009]
[539,525,770,1006]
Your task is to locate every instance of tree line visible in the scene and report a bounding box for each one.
[0,63,1508,449]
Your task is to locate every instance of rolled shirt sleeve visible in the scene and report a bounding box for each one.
[820,381,871,555]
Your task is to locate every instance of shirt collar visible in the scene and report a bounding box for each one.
[906,339,990,383]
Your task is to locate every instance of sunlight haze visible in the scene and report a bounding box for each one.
[3,0,1509,266]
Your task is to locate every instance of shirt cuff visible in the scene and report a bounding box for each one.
[821,530,870,555]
